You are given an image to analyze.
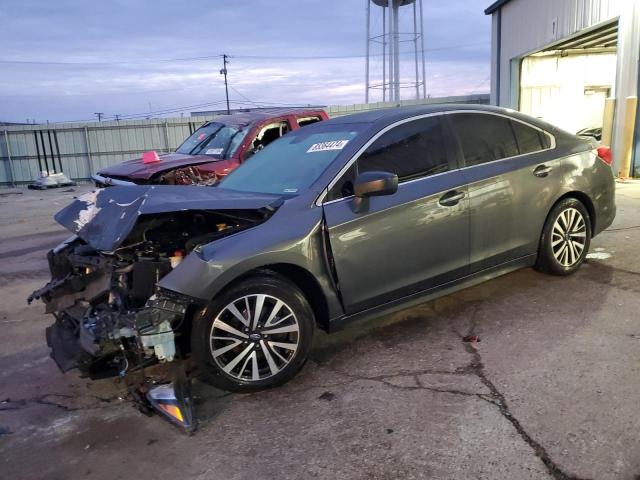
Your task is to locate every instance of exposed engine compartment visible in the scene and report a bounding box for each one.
[29,208,269,378]
[156,166,219,186]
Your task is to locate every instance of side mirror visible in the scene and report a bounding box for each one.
[351,171,398,213]
[354,171,398,198]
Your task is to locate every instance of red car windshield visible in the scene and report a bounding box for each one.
[175,122,248,158]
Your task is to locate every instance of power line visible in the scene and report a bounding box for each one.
[0,42,489,66]
[231,43,488,59]
[227,84,255,104]
[469,75,491,94]
[79,99,307,123]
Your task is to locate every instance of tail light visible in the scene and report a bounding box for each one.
[595,146,612,166]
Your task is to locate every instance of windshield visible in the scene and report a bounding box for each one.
[175,122,248,158]
[219,123,365,195]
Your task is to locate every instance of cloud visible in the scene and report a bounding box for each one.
[0,0,490,122]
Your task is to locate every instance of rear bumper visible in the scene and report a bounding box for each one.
[91,173,137,187]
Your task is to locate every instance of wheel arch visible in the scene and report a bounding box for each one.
[552,191,596,232]
[222,263,331,332]
[537,191,595,254]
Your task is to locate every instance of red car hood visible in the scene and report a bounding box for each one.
[97,153,220,180]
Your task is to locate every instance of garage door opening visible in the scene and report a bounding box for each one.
[519,20,618,139]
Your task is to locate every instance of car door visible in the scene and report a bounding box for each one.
[322,115,470,314]
[447,112,556,273]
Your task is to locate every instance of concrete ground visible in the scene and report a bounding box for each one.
[1,182,639,480]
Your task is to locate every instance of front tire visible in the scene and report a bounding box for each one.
[191,272,314,393]
[536,198,591,276]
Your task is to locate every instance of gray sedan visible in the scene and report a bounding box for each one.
[32,104,616,394]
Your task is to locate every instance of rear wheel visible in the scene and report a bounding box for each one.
[536,198,591,276]
[191,272,314,393]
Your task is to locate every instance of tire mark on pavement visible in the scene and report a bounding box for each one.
[0,244,56,260]
[0,230,68,245]
[0,393,120,413]
[0,270,49,287]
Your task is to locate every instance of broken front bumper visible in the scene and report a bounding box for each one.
[44,287,191,378]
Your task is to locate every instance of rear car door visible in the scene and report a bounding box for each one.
[447,112,556,273]
[322,115,470,314]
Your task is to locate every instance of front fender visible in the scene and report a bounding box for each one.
[158,206,343,318]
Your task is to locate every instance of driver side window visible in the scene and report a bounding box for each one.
[326,116,449,202]
[358,116,448,181]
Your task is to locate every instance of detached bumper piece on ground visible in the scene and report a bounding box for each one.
[146,379,195,432]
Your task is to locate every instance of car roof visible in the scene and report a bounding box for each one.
[323,103,518,127]
[318,103,571,138]
[207,108,326,128]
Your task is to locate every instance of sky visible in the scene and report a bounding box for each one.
[0,0,492,123]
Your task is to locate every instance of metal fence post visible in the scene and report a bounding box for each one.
[4,130,17,187]
[164,121,170,153]
[84,126,95,176]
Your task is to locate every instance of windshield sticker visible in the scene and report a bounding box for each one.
[205,148,224,155]
[283,188,298,193]
[307,140,349,153]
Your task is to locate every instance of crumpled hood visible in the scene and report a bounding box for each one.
[97,153,219,180]
[55,185,282,251]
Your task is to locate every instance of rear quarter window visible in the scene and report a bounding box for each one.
[297,116,323,128]
[511,120,549,155]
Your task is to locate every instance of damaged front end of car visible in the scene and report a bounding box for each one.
[29,239,191,378]
[28,185,282,428]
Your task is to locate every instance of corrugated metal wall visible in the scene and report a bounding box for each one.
[0,95,488,186]
[0,117,212,185]
[495,0,623,106]
[489,0,640,174]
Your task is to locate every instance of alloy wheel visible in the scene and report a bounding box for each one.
[551,207,587,267]
[209,294,300,382]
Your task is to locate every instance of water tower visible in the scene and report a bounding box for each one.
[365,0,426,103]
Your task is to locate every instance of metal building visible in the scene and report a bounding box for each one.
[485,0,640,176]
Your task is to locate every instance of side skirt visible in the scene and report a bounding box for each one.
[327,254,537,333]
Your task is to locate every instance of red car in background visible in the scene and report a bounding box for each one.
[92,108,328,186]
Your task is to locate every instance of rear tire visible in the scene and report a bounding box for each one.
[191,272,314,393]
[536,198,591,276]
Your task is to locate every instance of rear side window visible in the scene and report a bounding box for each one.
[511,120,548,155]
[297,116,323,127]
[357,116,449,182]
[450,113,519,167]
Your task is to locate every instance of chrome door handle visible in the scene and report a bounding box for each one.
[533,165,552,177]
[439,190,465,207]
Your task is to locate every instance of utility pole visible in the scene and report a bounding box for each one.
[114,114,121,121]
[94,112,104,122]
[220,54,230,115]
